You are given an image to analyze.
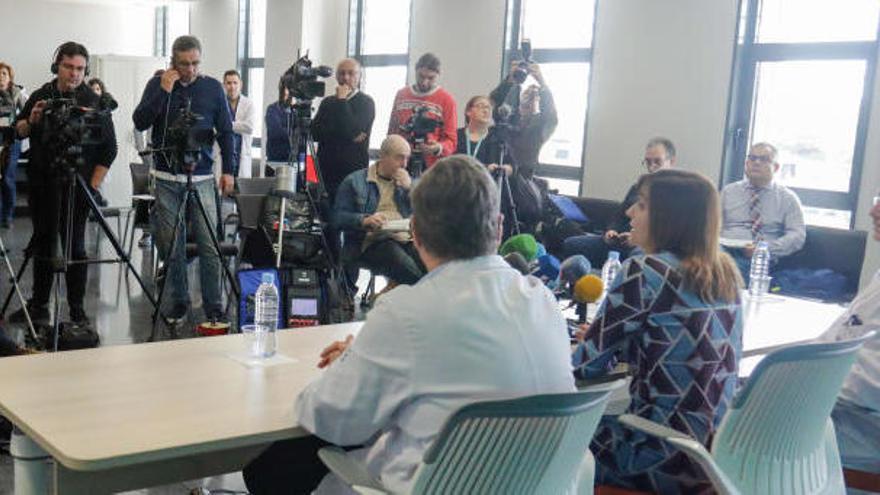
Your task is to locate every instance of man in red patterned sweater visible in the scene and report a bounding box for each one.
[388,52,457,170]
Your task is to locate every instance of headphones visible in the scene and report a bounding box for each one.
[50,42,90,76]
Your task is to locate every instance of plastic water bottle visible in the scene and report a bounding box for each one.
[253,273,279,357]
[748,241,771,297]
[600,251,622,300]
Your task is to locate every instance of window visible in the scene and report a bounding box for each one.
[722,0,880,229]
[349,0,412,150]
[238,0,267,148]
[154,3,191,57]
[502,0,598,195]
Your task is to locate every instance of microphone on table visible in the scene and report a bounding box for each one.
[559,255,591,287]
[573,274,604,304]
[503,252,530,275]
[499,233,539,262]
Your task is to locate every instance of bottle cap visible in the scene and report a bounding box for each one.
[608,251,620,261]
[262,273,275,284]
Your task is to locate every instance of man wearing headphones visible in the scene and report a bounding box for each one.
[133,35,234,325]
[12,41,117,325]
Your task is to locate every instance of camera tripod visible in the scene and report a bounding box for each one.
[0,232,38,344]
[1,161,163,351]
[493,125,522,237]
[148,170,240,342]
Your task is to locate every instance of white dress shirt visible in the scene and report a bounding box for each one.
[213,94,255,178]
[721,179,806,258]
[295,255,576,494]
[819,270,880,412]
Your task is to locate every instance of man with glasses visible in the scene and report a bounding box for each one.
[133,35,235,326]
[720,142,805,281]
[562,137,676,268]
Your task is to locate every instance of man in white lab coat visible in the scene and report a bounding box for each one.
[214,69,255,179]
[243,155,576,494]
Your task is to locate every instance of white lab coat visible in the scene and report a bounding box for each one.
[295,255,576,494]
[213,94,255,178]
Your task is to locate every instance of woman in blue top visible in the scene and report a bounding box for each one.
[572,169,743,494]
[263,78,292,176]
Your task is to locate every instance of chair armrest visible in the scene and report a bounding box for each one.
[618,415,741,495]
[318,446,388,494]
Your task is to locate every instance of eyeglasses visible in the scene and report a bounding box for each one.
[176,60,201,68]
[470,103,492,110]
[642,158,664,168]
[746,154,773,164]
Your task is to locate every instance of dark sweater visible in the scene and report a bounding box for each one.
[17,81,117,183]
[489,82,558,178]
[455,126,512,168]
[132,75,233,176]
[311,91,375,195]
[264,101,292,163]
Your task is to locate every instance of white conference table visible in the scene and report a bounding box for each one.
[0,322,363,494]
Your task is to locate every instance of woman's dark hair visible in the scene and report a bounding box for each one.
[87,78,106,93]
[636,169,742,302]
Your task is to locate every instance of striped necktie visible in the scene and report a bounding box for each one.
[748,185,763,241]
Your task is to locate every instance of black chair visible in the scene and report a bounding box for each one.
[564,196,621,234]
[776,225,867,300]
[123,162,154,257]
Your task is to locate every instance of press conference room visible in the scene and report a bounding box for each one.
[0,0,878,494]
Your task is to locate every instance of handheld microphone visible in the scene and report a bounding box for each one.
[559,255,591,286]
[573,274,604,304]
[503,252,530,275]
[499,233,539,262]
[532,254,560,281]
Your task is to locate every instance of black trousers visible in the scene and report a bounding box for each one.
[243,435,335,495]
[359,239,425,286]
[29,173,90,309]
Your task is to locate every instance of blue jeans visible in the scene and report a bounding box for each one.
[1,140,20,222]
[563,233,634,269]
[153,178,222,312]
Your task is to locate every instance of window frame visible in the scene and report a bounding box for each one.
[501,0,599,195]
[720,0,880,229]
[347,0,413,153]
[237,0,265,148]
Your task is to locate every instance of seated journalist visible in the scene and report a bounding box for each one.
[572,169,743,494]
[333,134,425,286]
[243,154,576,494]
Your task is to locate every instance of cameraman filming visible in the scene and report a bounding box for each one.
[12,41,117,325]
[388,53,457,171]
[133,35,235,324]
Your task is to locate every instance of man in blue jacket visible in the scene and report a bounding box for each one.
[334,134,424,285]
[133,35,235,324]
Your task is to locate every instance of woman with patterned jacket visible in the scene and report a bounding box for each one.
[572,169,744,494]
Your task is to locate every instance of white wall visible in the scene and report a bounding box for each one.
[583,0,739,200]
[0,0,155,92]
[189,0,239,80]
[408,0,507,124]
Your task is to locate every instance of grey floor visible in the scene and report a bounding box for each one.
[0,212,374,494]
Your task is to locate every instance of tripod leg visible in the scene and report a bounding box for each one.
[190,183,239,300]
[74,175,164,316]
[0,236,38,342]
[0,248,31,317]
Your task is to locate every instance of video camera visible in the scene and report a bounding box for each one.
[511,38,533,85]
[39,98,106,170]
[283,53,333,101]
[163,98,214,173]
[399,105,442,177]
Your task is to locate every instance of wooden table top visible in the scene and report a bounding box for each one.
[0,322,362,471]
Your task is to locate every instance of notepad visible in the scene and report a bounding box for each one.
[383,218,411,232]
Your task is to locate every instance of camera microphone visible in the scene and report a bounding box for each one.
[497,103,512,122]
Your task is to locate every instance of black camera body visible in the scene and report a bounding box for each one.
[283,54,333,101]
[39,98,105,171]
[512,39,533,85]
[399,105,442,177]
[164,98,214,173]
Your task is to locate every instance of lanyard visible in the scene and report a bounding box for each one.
[466,131,486,158]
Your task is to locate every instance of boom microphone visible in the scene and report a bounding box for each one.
[573,274,604,304]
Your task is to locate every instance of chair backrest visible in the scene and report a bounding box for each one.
[238,177,275,195]
[411,390,611,494]
[130,162,150,195]
[236,194,266,230]
[712,331,875,494]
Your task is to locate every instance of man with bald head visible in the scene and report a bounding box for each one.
[312,58,375,200]
[333,134,424,285]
